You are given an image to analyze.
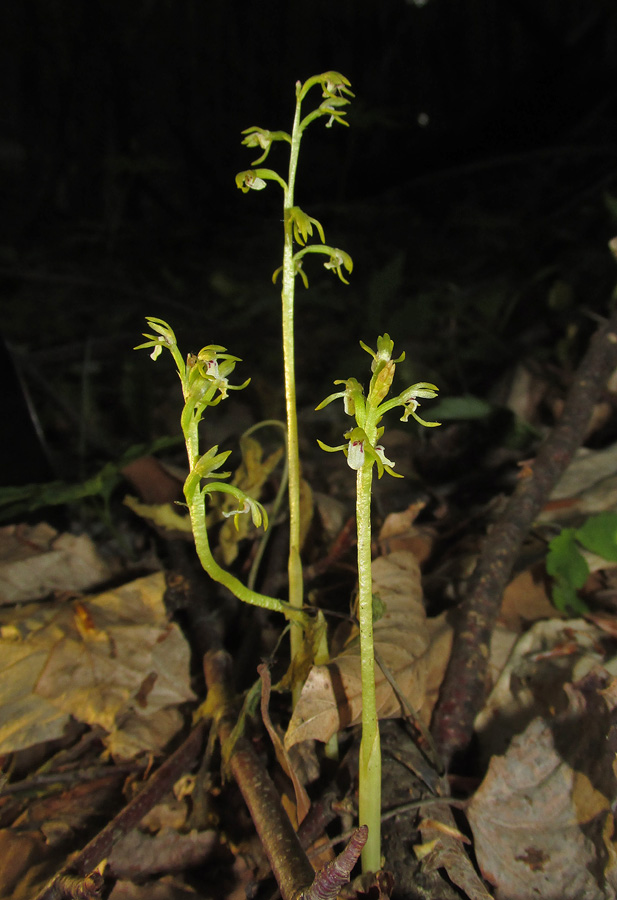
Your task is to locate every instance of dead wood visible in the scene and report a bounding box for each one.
[203,649,366,900]
[33,721,207,900]
[431,305,617,767]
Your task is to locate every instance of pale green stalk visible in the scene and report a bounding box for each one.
[237,74,354,701]
[185,472,304,623]
[281,90,304,675]
[317,333,441,874]
[356,462,381,873]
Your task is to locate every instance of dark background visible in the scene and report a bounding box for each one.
[2,0,617,484]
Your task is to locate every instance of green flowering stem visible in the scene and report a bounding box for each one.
[186,476,304,623]
[317,334,440,873]
[135,318,307,628]
[356,449,381,874]
[281,76,354,681]
[280,85,305,679]
[238,74,354,703]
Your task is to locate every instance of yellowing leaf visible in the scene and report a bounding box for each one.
[217,436,284,565]
[123,495,192,534]
[285,551,452,748]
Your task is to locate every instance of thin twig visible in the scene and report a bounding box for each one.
[33,721,207,900]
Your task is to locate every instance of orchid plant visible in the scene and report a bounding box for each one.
[236,72,354,694]
[317,334,440,873]
[135,317,306,626]
[136,74,440,880]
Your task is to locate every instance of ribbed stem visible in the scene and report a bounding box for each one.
[356,463,381,873]
[282,91,305,696]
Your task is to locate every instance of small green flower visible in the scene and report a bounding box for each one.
[317,427,401,479]
[323,248,353,284]
[344,428,400,478]
[134,317,178,360]
[235,167,288,193]
[235,169,267,192]
[320,71,355,101]
[360,334,405,372]
[221,495,268,530]
[192,445,233,480]
[346,429,366,470]
[375,445,397,470]
[398,383,441,426]
[240,127,291,165]
[320,96,352,128]
[187,346,250,403]
[315,377,365,418]
[287,206,325,246]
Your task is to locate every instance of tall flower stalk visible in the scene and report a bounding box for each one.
[317,335,440,872]
[237,73,354,691]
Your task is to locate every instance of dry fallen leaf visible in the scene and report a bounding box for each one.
[469,670,617,900]
[377,502,435,564]
[0,827,55,900]
[0,572,195,757]
[285,551,452,749]
[475,617,606,759]
[108,828,218,878]
[0,522,111,606]
[258,663,311,827]
[419,802,494,900]
[499,564,563,632]
[539,442,617,521]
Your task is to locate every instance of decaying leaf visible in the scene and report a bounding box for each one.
[0,522,112,606]
[475,617,607,759]
[499,563,564,632]
[107,828,218,878]
[419,801,494,900]
[468,670,617,900]
[123,494,192,535]
[0,827,55,900]
[258,663,311,827]
[285,551,452,748]
[377,502,435,564]
[0,573,195,757]
[540,442,617,521]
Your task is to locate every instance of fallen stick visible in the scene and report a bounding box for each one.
[431,302,617,767]
[33,721,207,900]
[203,650,366,900]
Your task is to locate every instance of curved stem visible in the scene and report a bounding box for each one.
[182,392,305,626]
[187,484,305,625]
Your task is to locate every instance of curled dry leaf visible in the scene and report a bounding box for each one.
[0,522,112,606]
[285,551,452,749]
[377,502,435,564]
[475,617,606,760]
[469,670,617,900]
